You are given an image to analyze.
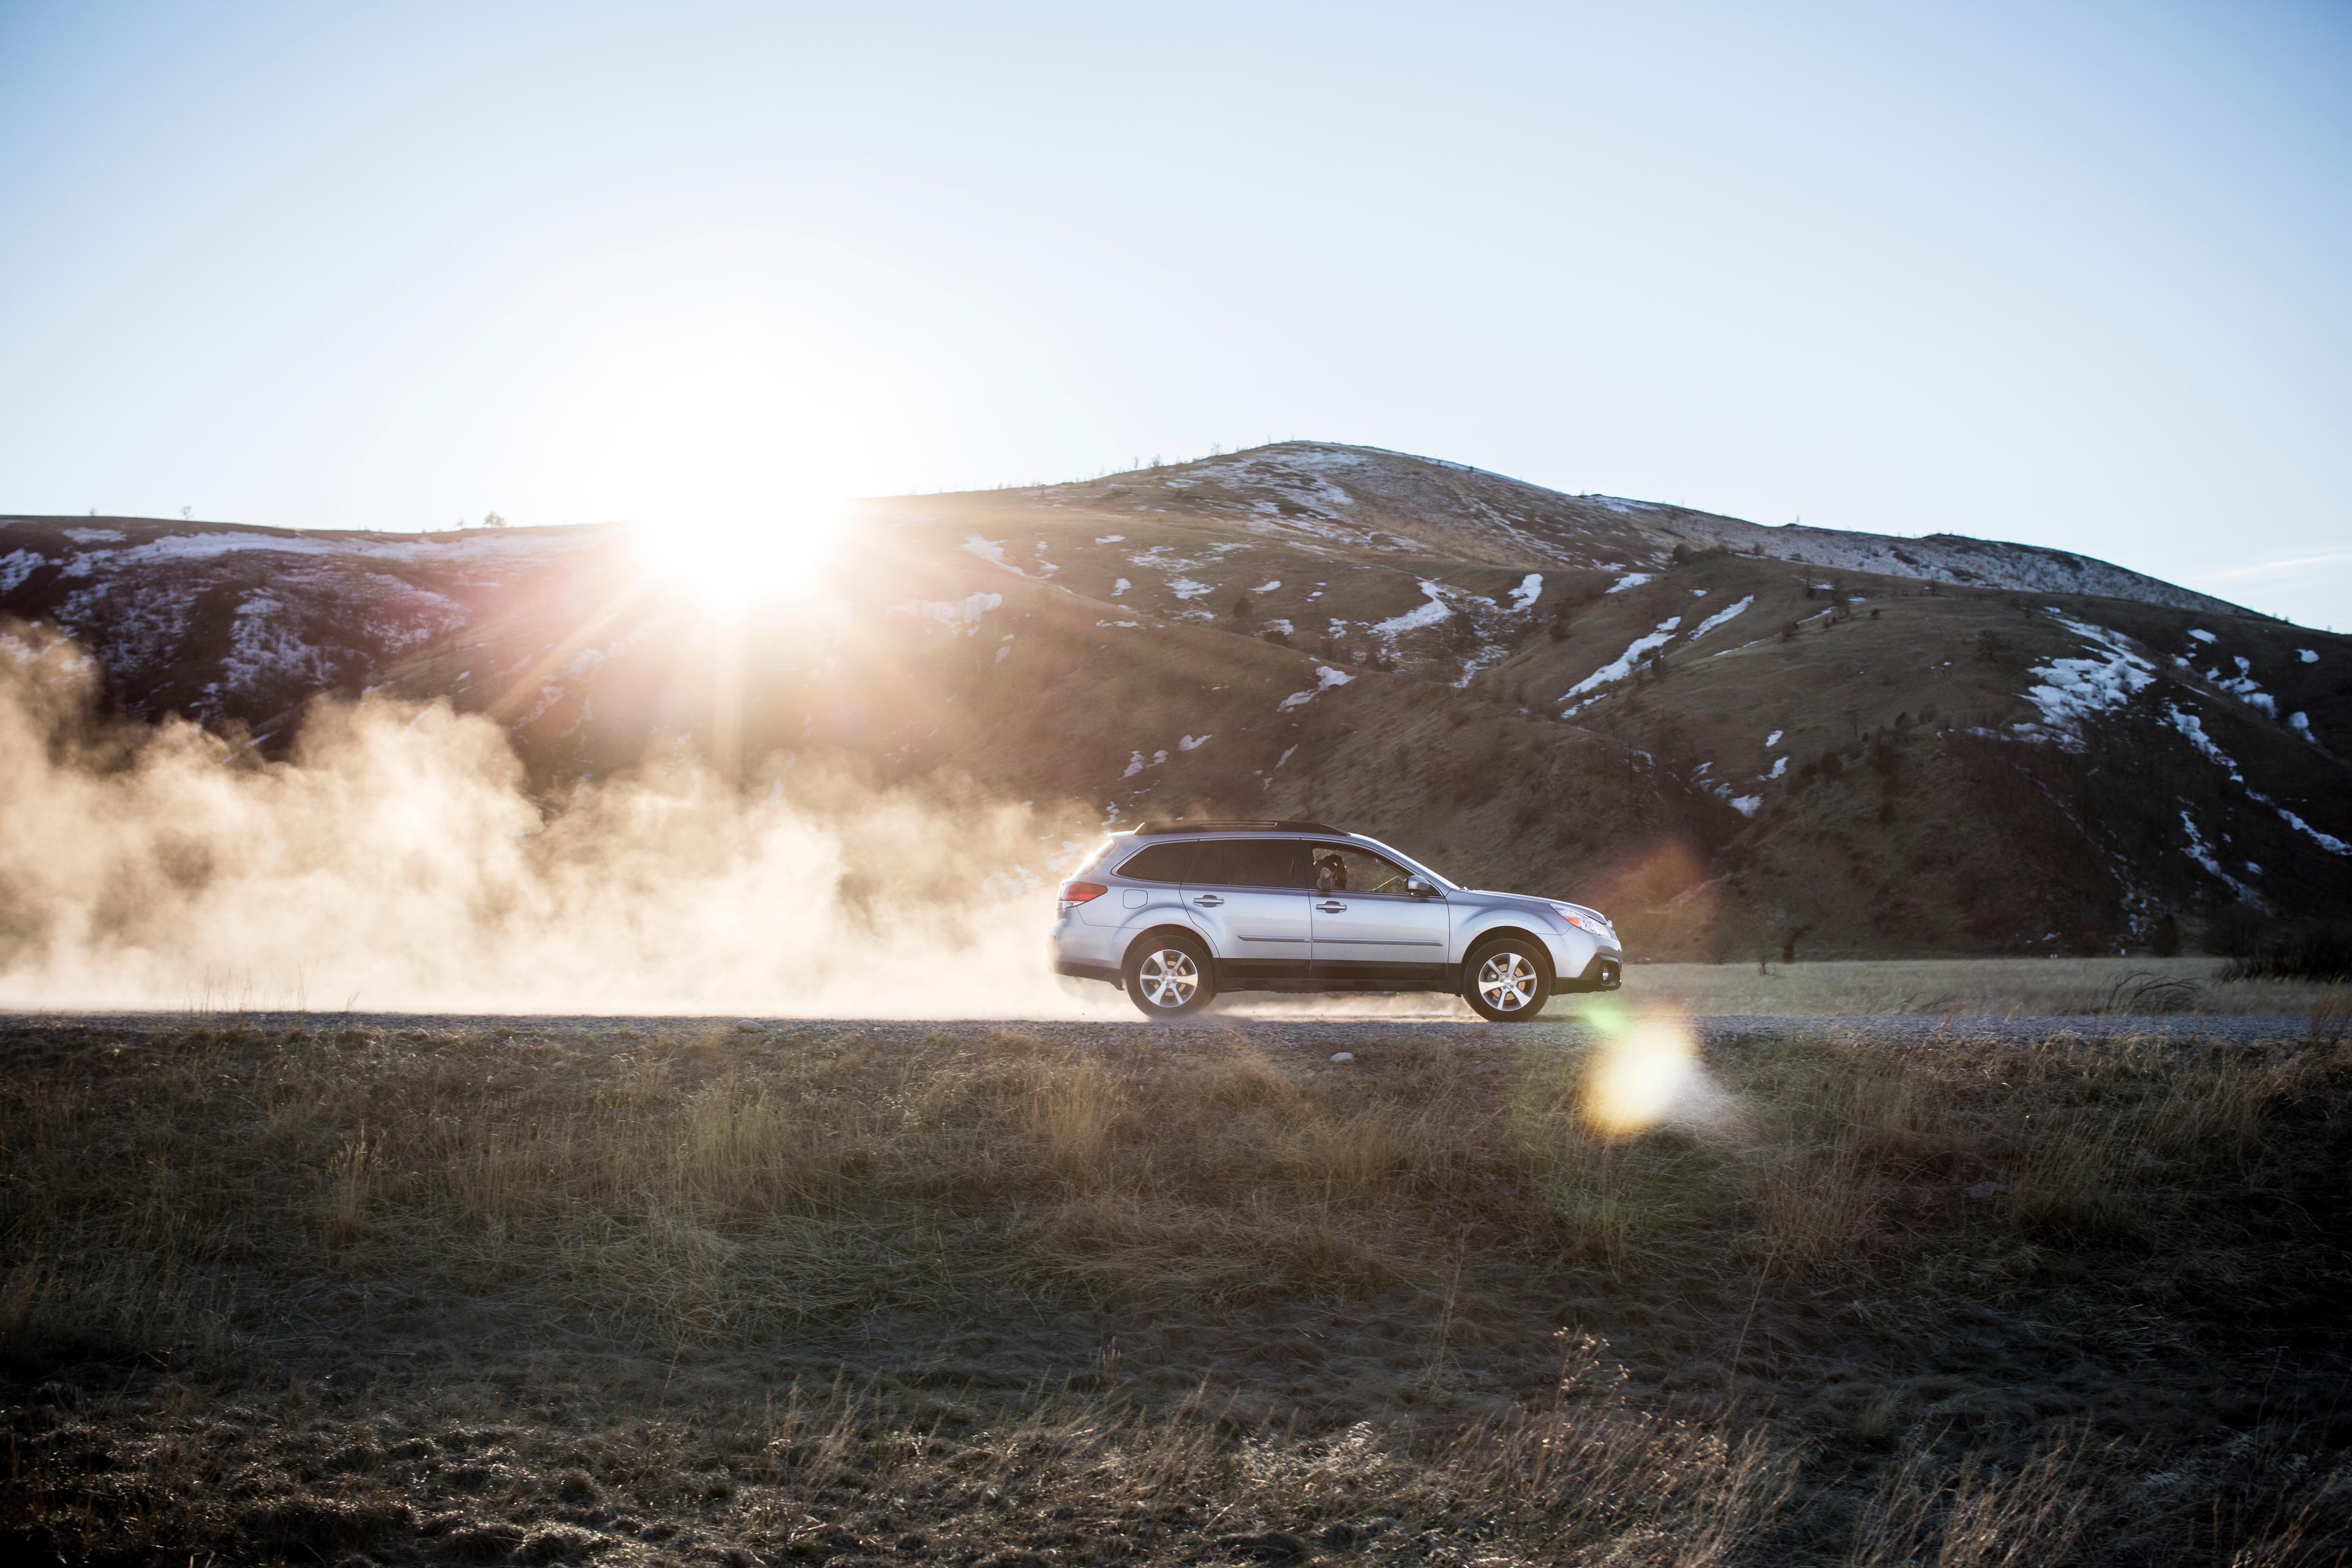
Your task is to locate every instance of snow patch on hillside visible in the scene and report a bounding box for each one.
[0,549,44,594]
[216,592,337,698]
[1278,665,1354,710]
[1605,573,1652,594]
[2206,656,2276,716]
[1688,595,1754,640]
[2016,614,2155,747]
[960,535,1014,572]
[1507,573,1543,612]
[1559,617,1681,714]
[1663,517,2238,613]
[2277,808,2349,856]
[2179,810,2254,897]
[892,592,1002,635]
[2166,703,2244,784]
[1370,580,1455,638]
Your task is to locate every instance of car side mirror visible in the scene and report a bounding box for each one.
[1406,876,1437,899]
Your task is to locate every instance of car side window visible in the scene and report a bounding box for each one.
[1115,842,1198,883]
[1189,839,1311,889]
[1309,844,1416,896]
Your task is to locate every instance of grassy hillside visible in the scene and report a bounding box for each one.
[7,443,2348,962]
[5,1014,2348,1564]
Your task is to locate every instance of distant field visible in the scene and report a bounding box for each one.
[4,1014,2348,1566]
[1589,956,2334,1017]
[1204,957,2331,1022]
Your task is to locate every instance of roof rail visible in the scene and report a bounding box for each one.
[1131,819,1346,837]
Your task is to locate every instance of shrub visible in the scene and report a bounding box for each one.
[2204,900,2271,958]
[2223,924,2352,981]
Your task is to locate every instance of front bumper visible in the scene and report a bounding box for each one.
[1557,951,1622,992]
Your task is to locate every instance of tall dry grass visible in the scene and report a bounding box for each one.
[2,1014,2347,1564]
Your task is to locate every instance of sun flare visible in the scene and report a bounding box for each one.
[1578,1008,1700,1139]
[627,494,850,612]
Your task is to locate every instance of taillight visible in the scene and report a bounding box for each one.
[1057,881,1107,917]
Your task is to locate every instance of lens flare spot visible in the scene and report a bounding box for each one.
[1578,1012,1698,1138]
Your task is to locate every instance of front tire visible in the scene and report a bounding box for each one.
[1463,937,1551,1022]
[1123,934,1216,1020]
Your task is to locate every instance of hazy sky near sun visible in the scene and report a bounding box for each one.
[2,3,2347,628]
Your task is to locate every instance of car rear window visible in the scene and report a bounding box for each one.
[1114,842,1198,883]
[1191,839,1313,889]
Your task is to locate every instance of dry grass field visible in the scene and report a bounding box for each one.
[1577,958,2338,1019]
[4,1008,2350,1566]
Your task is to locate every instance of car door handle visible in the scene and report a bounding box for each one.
[1317,900,1347,912]
[1192,894,1224,907]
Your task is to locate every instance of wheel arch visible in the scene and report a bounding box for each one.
[1123,922,1211,967]
[1460,924,1556,975]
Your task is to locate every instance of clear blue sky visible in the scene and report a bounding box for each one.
[3,1,2346,627]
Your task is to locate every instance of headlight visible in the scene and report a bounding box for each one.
[1550,903,1614,938]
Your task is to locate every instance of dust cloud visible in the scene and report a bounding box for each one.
[0,623,1120,1017]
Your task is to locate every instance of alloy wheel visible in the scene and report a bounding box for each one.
[1477,950,1538,1012]
[1137,948,1200,1010]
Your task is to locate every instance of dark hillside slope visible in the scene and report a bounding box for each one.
[4,444,2345,960]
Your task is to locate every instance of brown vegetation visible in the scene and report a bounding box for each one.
[4,1014,2349,1564]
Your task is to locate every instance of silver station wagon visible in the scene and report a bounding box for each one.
[1050,820,1623,1020]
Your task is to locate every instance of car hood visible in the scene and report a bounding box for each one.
[1460,889,1564,916]
[1461,890,1618,935]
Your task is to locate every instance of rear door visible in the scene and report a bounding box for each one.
[1307,842,1451,985]
[1181,837,1313,979]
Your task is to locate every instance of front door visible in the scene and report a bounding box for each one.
[1182,838,1313,981]
[1306,842,1451,985]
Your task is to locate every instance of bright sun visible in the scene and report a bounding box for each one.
[627,494,850,612]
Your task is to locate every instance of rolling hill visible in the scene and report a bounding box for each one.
[6,442,2346,961]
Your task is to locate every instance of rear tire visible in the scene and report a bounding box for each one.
[1463,937,1551,1022]
[1123,934,1216,1020]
